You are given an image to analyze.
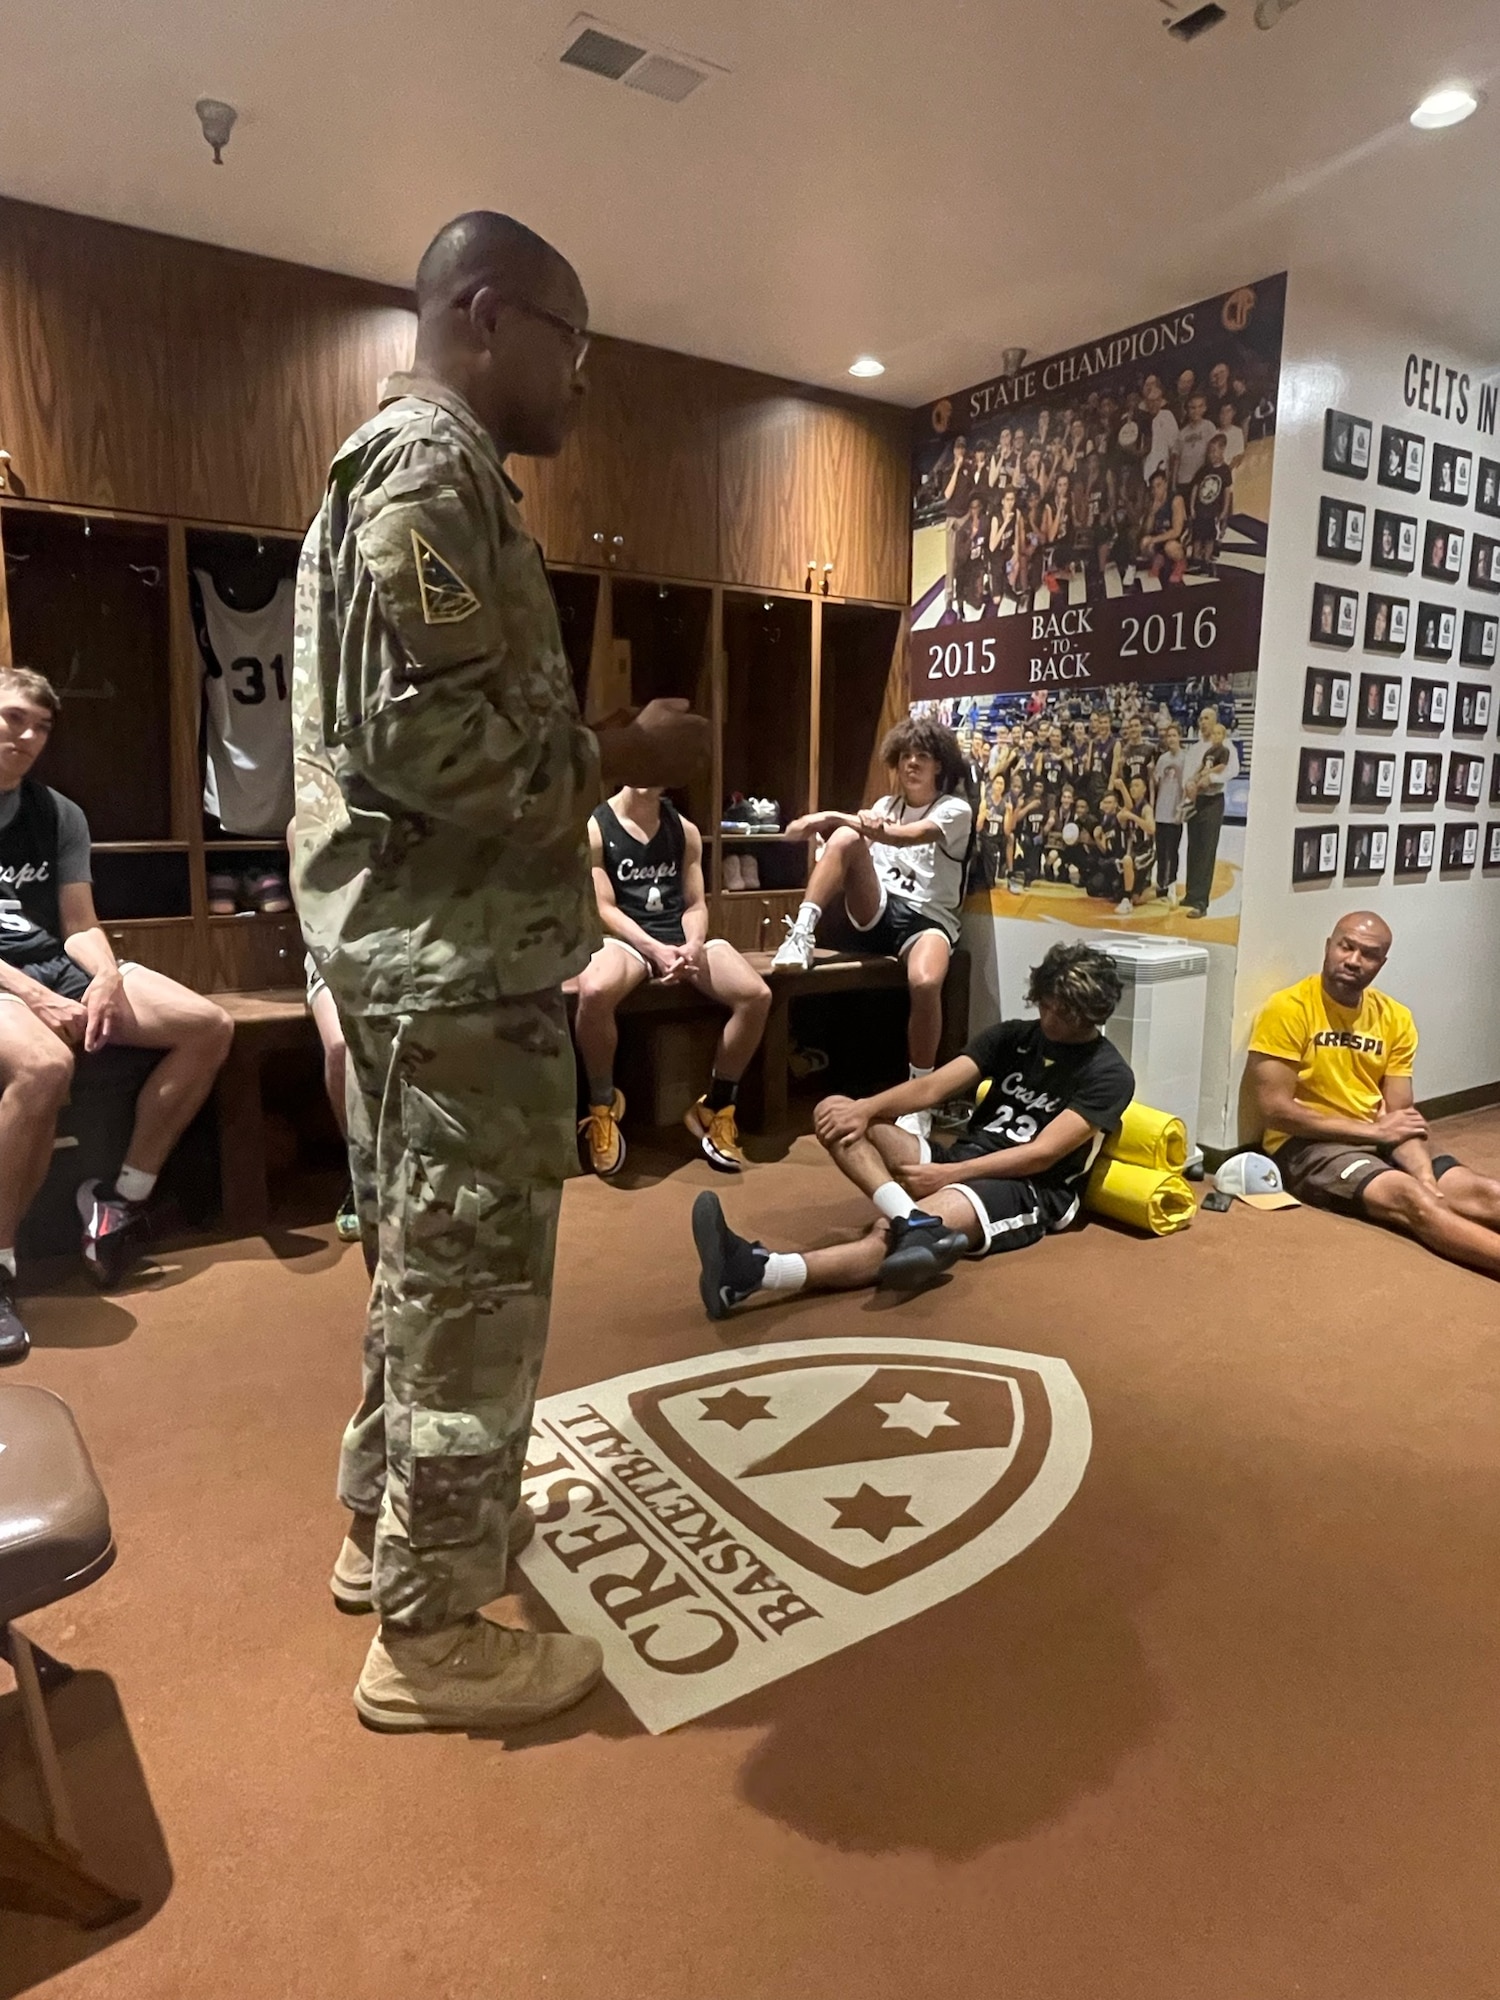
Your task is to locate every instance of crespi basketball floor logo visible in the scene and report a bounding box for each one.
[517,1336,1091,1733]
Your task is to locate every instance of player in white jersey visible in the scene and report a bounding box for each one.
[771,718,973,1138]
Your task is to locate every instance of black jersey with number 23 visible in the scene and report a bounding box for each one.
[960,1018,1135,1191]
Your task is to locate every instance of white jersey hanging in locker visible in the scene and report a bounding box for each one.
[194,568,296,836]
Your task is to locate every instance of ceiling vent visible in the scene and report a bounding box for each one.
[1154,0,1230,38]
[555,15,726,102]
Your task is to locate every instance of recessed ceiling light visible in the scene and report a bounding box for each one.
[848,356,885,378]
[1411,85,1480,130]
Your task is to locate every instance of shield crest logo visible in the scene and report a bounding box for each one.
[518,1337,1090,1732]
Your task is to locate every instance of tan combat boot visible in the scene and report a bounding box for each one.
[354,1618,604,1732]
[330,1503,536,1614]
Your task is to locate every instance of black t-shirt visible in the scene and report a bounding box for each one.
[958,1020,1134,1191]
[593,798,689,945]
[0,779,65,967]
[1190,464,1231,525]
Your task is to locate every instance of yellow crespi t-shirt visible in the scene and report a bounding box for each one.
[1249,973,1418,1152]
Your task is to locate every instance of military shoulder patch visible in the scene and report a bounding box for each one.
[410,530,481,625]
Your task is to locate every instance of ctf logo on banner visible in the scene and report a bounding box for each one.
[517,1337,1091,1733]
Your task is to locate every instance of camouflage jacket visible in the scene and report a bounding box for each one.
[291,372,601,1014]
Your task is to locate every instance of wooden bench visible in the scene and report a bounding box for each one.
[209,949,972,1231]
[210,988,317,1233]
[589,947,972,1132]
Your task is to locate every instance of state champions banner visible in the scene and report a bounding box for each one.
[907,274,1286,701]
[910,575,1261,702]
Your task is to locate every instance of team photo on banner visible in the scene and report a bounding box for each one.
[909,274,1286,945]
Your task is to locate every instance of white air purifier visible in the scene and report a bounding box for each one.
[1094,934,1210,1169]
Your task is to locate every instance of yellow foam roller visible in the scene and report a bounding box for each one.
[1104,1100,1189,1172]
[1084,1156,1196,1235]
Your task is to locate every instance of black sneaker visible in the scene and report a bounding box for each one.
[77,1179,150,1290]
[692,1191,769,1322]
[877,1211,971,1291]
[0,1277,30,1366]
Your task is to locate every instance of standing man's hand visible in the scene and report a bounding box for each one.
[597,699,711,789]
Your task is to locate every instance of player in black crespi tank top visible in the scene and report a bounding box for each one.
[567,788,771,1179]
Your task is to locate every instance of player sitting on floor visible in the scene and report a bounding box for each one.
[571,786,770,1178]
[691,941,1133,1317]
[771,718,973,1137]
[0,668,233,1356]
[1248,911,1500,1279]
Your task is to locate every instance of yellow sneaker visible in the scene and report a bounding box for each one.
[579,1089,627,1176]
[685,1096,747,1173]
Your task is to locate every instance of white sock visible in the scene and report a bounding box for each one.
[0,1249,14,1279]
[761,1252,808,1294]
[873,1181,916,1222]
[113,1164,157,1205]
[794,900,822,933]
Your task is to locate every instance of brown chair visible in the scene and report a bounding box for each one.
[0,1385,138,1929]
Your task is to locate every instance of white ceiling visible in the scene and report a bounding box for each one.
[1,0,1497,403]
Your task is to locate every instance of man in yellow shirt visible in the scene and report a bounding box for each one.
[1248,911,1500,1277]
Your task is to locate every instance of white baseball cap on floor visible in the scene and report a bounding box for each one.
[1215,1151,1301,1210]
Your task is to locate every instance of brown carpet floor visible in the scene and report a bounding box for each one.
[5,1109,1500,2000]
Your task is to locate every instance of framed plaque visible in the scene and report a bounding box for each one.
[1460,611,1498,668]
[1441,821,1479,869]
[1402,751,1442,805]
[1394,822,1436,873]
[1429,442,1473,506]
[1357,672,1403,728]
[1323,409,1372,479]
[1303,666,1351,726]
[1370,510,1418,573]
[1453,683,1492,737]
[1350,750,1396,805]
[1413,604,1457,663]
[1379,425,1425,493]
[1311,582,1358,648]
[1292,825,1340,883]
[1297,748,1344,804]
[1421,519,1465,581]
[1344,824,1388,879]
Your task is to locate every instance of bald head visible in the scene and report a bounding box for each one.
[415,211,570,316]
[410,210,588,458]
[1323,909,1392,1006]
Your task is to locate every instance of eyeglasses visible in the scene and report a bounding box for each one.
[462,286,590,372]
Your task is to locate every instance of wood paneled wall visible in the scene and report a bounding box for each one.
[0,195,912,604]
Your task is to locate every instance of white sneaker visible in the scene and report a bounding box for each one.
[723,853,745,890]
[895,1108,932,1143]
[1115,898,1133,915]
[771,918,816,970]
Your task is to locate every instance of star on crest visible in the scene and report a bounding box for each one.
[697,1387,775,1431]
[873,1393,960,1440]
[826,1483,922,1544]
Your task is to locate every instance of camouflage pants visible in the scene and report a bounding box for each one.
[338,994,577,1633]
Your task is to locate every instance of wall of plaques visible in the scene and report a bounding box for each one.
[1301,404,1500,889]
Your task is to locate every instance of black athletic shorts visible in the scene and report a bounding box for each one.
[2,953,91,1002]
[851,891,951,961]
[925,1136,1081,1255]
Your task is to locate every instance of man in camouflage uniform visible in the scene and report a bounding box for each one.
[292,211,708,1733]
